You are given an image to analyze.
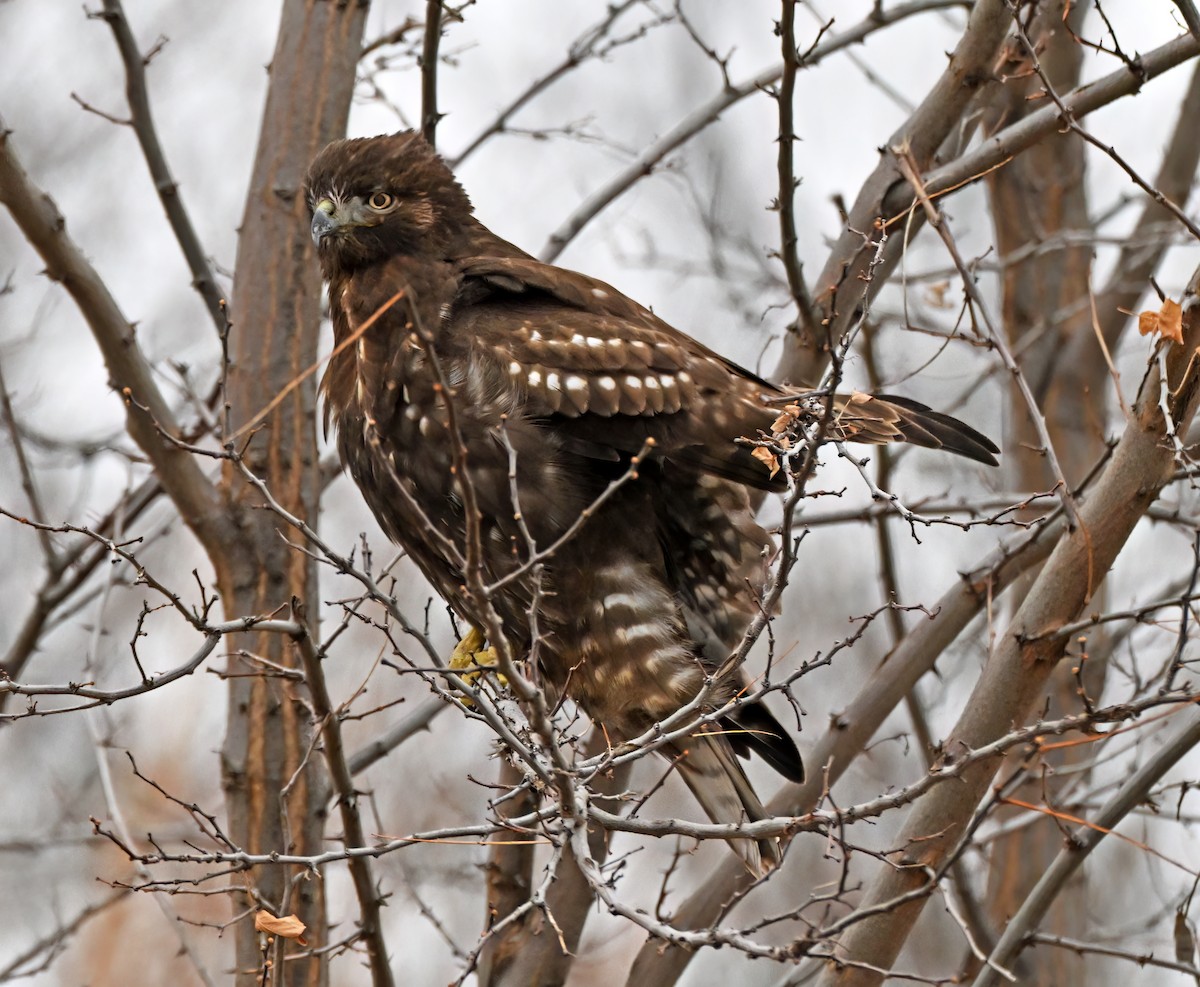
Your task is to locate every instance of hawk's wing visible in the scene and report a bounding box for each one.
[451,256,998,485]
[453,255,786,489]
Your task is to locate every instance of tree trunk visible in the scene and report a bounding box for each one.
[217,2,368,983]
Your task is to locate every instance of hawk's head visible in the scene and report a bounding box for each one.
[305,131,472,276]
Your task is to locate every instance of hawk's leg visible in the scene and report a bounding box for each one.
[448,625,507,702]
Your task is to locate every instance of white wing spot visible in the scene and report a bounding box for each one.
[677,371,693,385]
[570,333,587,346]
[603,592,643,613]
[585,336,604,348]
[545,372,561,392]
[612,666,637,688]
[508,361,523,377]
[592,288,609,299]
[565,374,588,396]
[669,667,699,694]
[624,375,643,392]
[528,369,543,388]
[659,374,676,388]
[529,328,543,342]
[597,376,617,393]
[644,376,661,392]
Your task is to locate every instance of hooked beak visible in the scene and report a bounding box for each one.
[311,197,341,246]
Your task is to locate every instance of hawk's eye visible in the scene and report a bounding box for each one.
[367,191,396,211]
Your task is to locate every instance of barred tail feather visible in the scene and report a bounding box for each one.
[871,393,1000,466]
[672,732,778,875]
[835,393,1000,466]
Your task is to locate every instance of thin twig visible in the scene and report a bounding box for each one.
[538,0,970,261]
[291,602,395,987]
[774,0,820,342]
[1175,0,1200,42]
[94,0,229,333]
[972,706,1200,987]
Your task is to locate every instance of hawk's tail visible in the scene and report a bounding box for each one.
[672,730,778,875]
[829,392,1000,466]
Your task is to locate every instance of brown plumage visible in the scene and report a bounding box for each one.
[305,132,998,873]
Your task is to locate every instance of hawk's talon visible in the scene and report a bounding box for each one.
[448,626,507,705]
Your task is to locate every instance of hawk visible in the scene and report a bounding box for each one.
[306,132,998,872]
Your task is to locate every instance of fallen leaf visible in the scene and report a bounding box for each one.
[1138,298,1183,343]
[255,911,308,945]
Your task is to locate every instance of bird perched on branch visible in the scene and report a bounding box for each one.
[306,131,998,873]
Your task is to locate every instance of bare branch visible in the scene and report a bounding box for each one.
[972,705,1200,986]
[421,0,443,146]
[346,697,446,777]
[775,0,1012,383]
[774,0,820,341]
[919,33,1200,229]
[0,123,228,552]
[1176,0,1200,42]
[290,602,395,987]
[538,0,972,262]
[817,269,1200,986]
[93,0,229,333]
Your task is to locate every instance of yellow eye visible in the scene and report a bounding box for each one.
[367,191,395,211]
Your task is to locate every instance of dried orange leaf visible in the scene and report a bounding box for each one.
[925,280,951,308]
[770,403,801,433]
[1160,298,1184,343]
[255,911,307,944]
[1138,298,1183,343]
[750,445,779,477]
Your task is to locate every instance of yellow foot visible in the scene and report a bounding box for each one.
[447,626,507,704]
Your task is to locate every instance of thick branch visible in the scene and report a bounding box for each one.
[421,0,442,146]
[1089,58,1200,350]
[625,511,1064,986]
[775,0,1012,383]
[918,33,1200,227]
[776,17,1200,389]
[972,703,1200,987]
[818,268,1200,985]
[0,124,227,551]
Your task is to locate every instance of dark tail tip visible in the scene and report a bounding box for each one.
[724,702,805,784]
[875,393,1000,467]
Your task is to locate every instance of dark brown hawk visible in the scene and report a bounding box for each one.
[306,132,998,873]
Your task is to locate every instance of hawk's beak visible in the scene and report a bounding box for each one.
[311,198,339,246]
